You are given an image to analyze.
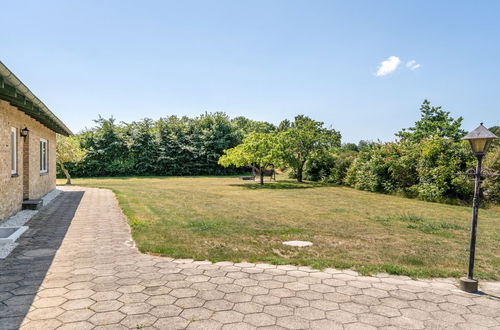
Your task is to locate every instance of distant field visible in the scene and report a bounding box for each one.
[58,176,500,279]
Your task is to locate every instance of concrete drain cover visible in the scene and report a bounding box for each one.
[0,226,28,245]
[282,240,313,247]
[23,248,56,257]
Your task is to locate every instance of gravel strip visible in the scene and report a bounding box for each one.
[0,189,62,259]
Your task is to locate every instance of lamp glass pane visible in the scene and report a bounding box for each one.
[484,140,493,154]
[469,139,487,154]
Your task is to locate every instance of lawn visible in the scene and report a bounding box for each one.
[58,176,500,279]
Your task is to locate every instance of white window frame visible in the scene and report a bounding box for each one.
[11,127,17,175]
[40,138,48,174]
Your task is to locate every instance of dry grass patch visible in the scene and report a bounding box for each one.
[58,176,500,279]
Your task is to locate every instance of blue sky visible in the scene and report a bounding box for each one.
[2,0,499,142]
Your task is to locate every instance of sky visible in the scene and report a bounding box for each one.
[2,0,499,143]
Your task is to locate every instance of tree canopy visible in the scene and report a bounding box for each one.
[396,100,465,142]
[276,115,341,182]
[218,132,278,184]
[56,135,86,184]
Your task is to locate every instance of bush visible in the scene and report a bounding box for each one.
[345,143,396,192]
[483,146,500,204]
[303,150,337,182]
[329,151,358,184]
[303,149,358,184]
[414,138,474,202]
[345,137,476,203]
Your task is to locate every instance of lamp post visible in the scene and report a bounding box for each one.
[460,123,498,293]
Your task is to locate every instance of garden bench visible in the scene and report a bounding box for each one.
[252,166,276,181]
[239,166,276,181]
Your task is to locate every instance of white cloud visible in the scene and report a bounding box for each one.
[375,56,401,76]
[406,60,421,70]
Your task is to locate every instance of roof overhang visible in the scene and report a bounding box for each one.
[0,61,72,136]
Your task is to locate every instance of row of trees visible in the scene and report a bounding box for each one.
[57,100,499,204]
[60,113,340,183]
[61,113,274,178]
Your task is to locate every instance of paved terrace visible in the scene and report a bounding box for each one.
[0,187,499,330]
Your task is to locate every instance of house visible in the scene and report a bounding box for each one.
[0,61,72,220]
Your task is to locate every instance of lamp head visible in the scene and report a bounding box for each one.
[20,127,29,137]
[462,123,498,156]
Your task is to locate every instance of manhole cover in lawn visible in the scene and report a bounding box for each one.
[282,240,313,247]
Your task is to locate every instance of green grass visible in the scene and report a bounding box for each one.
[58,176,500,279]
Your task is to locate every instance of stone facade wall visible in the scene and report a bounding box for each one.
[0,100,56,220]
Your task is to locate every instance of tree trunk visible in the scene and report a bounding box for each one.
[260,171,264,185]
[60,163,72,185]
[297,163,304,183]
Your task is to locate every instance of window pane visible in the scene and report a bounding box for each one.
[43,142,47,171]
[40,141,43,171]
[11,130,14,169]
[11,129,16,173]
[40,139,48,172]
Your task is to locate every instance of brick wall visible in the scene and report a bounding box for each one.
[0,100,56,220]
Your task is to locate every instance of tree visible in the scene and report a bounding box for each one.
[357,140,379,151]
[489,126,500,149]
[231,116,276,135]
[489,126,500,135]
[157,116,195,175]
[276,115,341,182]
[277,119,291,132]
[341,143,359,152]
[125,119,158,175]
[192,112,242,175]
[218,132,278,184]
[56,135,86,184]
[79,116,131,176]
[396,100,465,142]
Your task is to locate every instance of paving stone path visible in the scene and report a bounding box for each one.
[0,187,499,330]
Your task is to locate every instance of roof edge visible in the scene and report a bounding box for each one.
[0,61,72,136]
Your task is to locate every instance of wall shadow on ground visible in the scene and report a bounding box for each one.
[0,190,84,329]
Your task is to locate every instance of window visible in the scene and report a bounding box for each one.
[40,138,48,173]
[11,127,17,175]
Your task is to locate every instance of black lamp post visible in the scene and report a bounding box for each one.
[460,123,498,293]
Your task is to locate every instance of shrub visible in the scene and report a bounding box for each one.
[483,146,500,204]
[345,137,475,202]
[303,150,337,182]
[414,137,474,202]
[329,151,358,184]
[345,143,396,192]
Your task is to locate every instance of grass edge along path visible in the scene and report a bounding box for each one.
[58,176,500,280]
